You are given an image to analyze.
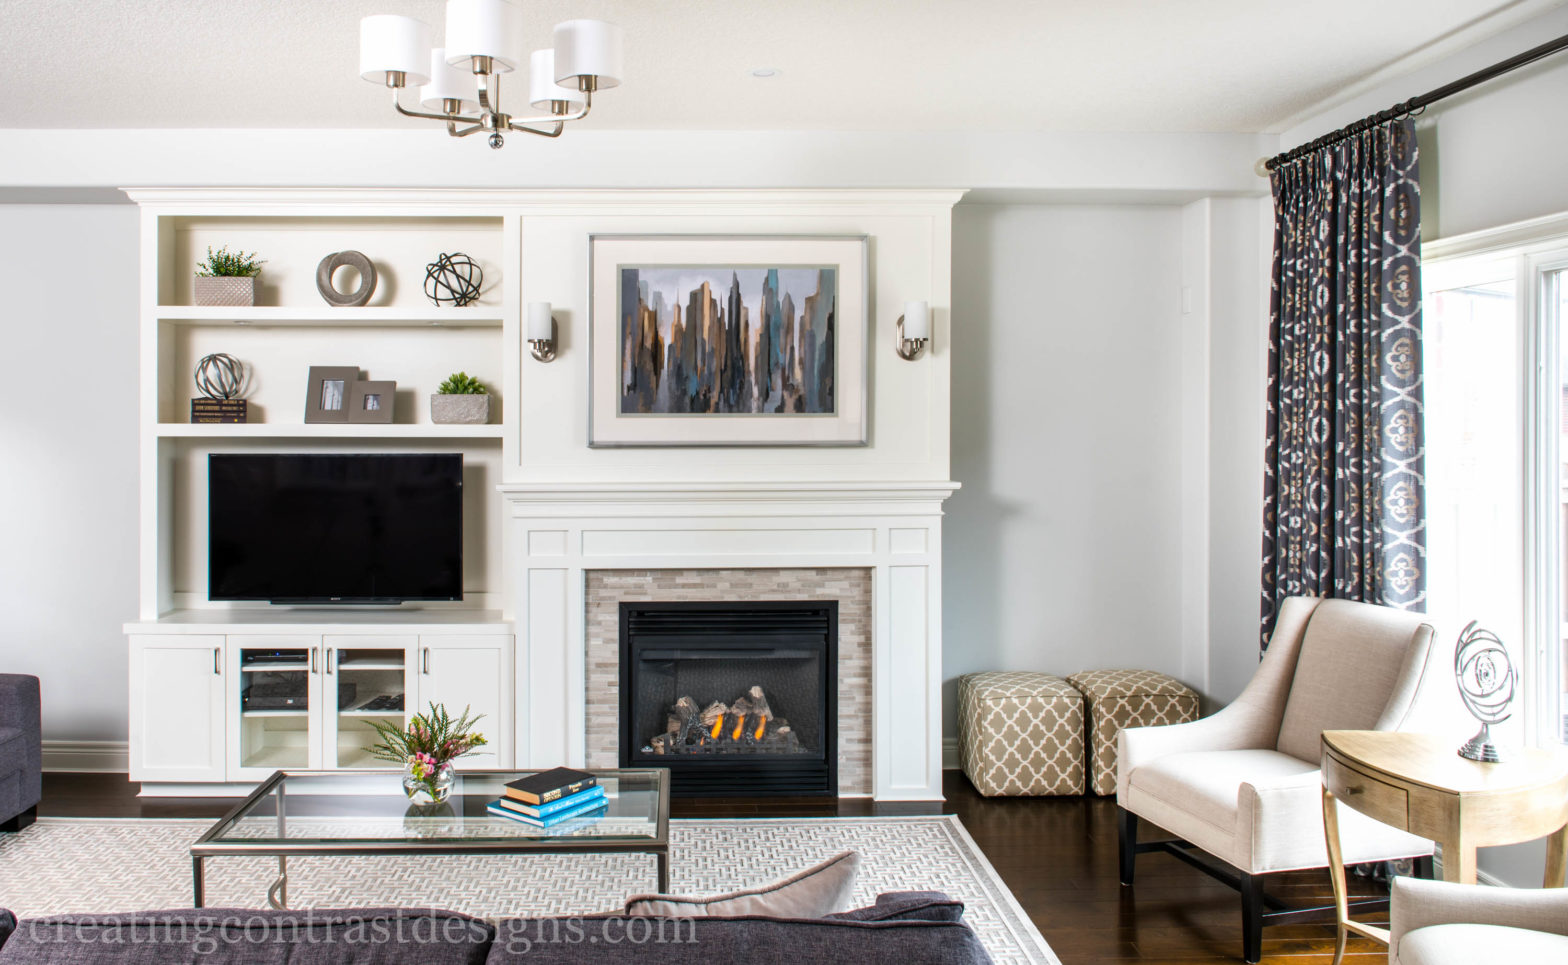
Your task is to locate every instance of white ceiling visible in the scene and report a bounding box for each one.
[0,0,1560,132]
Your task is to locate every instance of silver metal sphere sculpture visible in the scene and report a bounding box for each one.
[1454,620,1516,762]
[194,353,245,400]
[424,252,483,307]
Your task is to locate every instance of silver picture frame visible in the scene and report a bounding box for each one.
[586,234,870,448]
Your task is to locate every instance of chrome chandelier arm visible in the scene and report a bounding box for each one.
[391,89,474,124]
[506,91,592,132]
[447,119,487,137]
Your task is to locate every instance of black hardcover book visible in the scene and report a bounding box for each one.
[503,767,598,805]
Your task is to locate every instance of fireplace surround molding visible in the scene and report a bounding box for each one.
[499,480,958,801]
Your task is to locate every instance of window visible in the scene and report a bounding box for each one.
[1425,229,1568,747]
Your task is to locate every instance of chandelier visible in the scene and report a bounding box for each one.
[359,0,623,149]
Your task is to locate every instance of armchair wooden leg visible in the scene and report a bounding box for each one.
[1118,807,1137,886]
[1240,872,1264,964]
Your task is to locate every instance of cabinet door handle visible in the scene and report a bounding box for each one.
[327,648,335,674]
[311,647,319,674]
[422,647,430,675]
[214,647,222,675]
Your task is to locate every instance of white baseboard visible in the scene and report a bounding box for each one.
[942,737,959,770]
[41,740,129,773]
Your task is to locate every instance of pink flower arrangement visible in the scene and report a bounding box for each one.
[367,704,487,801]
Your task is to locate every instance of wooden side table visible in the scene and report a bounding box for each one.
[1319,730,1568,964]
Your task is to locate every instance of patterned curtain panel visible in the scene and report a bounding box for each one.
[1260,118,1426,645]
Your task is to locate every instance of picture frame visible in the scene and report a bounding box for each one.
[347,380,397,424]
[587,234,869,447]
[303,366,360,424]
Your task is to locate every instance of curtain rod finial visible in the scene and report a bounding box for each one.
[1255,156,1272,178]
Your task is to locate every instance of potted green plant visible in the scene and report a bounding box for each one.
[366,703,487,804]
[194,245,264,307]
[432,371,490,424]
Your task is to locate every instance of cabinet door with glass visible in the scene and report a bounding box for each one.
[227,635,323,781]
[324,635,417,769]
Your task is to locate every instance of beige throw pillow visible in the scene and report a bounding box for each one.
[624,851,860,918]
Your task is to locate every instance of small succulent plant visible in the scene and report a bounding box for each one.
[196,245,264,277]
[437,372,487,395]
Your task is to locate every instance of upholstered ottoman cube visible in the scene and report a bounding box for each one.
[1065,668,1198,795]
[957,672,1085,796]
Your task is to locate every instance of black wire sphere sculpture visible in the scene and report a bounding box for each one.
[1453,620,1516,762]
[194,353,245,400]
[424,252,483,307]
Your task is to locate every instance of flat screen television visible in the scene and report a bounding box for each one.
[209,453,463,604]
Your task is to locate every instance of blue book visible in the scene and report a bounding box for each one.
[490,784,606,819]
[488,795,609,828]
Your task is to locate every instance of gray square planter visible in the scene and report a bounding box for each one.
[431,394,491,425]
[194,275,255,307]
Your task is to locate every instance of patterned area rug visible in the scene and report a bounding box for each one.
[0,816,1056,965]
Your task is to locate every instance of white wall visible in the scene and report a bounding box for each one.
[945,203,1186,730]
[0,204,139,743]
[1278,4,1568,242]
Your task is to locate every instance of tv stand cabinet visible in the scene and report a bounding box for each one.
[125,611,513,795]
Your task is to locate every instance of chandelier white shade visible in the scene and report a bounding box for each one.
[359,0,623,149]
[443,0,521,72]
[359,15,432,84]
[420,48,479,112]
[529,50,585,111]
[553,19,624,90]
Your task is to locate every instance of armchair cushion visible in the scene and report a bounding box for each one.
[1275,600,1433,763]
[1397,924,1568,965]
[1390,876,1568,949]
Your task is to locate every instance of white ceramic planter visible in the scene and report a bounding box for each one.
[194,276,255,307]
[431,394,491,424]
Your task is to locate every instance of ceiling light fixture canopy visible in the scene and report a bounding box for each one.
[359,0,623,149]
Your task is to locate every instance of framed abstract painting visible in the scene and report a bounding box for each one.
[587,234,868,447]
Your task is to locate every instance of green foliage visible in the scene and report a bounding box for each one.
[196,245,264,278]
[437,372,487,395]
[365,703,487,766]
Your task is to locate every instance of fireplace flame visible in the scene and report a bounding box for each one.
[709,715,724,740]
[754,716,766,740]
[731,714,745,741]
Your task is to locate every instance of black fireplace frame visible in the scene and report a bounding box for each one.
[618,600,838,797]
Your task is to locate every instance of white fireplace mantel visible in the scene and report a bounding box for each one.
[499,480,959,801]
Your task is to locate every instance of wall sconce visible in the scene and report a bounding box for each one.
[527,301,558,362]
[895,301,930,360]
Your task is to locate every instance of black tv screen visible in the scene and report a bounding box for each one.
[209,454,463,604]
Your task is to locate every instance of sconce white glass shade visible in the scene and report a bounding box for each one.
[553,19,623,89]
[445,0,522,72]
[359,15,432,84]
[903,301,931,340]
[527,302,554,341]
[528,50,586,110]
[420,48,479,111]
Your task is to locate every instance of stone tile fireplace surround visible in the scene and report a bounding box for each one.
[500,482,957,800]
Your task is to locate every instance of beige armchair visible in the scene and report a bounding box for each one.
[1390,877,1568,963]
[1117,596,1439,963]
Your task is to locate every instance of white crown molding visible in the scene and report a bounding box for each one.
[121,186,971,211]
[42,740,129,773]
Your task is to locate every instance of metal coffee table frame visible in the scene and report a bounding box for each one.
[190,768,670,908]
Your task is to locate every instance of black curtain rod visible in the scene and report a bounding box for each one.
[1264,31,1568,171]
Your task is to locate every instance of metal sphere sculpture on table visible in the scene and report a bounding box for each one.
[1453,620,1516,762]
[424,253,483,308]
[194,353,245,400]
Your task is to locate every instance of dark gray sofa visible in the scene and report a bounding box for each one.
[0,675,41,833]
[0,894,993,963]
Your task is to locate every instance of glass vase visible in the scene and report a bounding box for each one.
[402,760,455,804]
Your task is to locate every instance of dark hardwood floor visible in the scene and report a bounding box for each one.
[36,771,1390,964]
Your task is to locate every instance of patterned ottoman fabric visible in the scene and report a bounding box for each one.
[1064,668,1198,795]
[958,672,1085,796]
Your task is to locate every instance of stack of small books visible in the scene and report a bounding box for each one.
[487,767,608,828]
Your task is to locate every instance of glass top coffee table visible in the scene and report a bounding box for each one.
[191,768,670,908]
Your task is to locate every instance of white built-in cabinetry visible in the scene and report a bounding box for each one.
[124,189,520,791]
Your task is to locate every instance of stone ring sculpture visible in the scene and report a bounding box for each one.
[316,250,377,307]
